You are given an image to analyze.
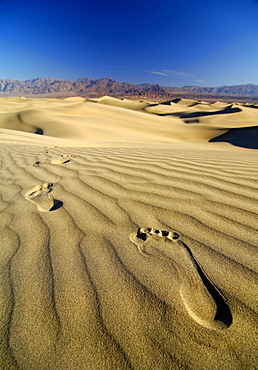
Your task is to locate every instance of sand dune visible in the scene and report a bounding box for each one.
[0,96,257,369]
[1,96,258,147]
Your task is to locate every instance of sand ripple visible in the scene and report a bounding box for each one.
[0,143,257,369]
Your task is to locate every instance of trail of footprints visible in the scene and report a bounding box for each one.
[24,151,232,331]
[25,152,74,211]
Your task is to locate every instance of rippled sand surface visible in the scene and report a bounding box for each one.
[0,96,257,369]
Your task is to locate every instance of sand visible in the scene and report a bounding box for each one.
[0,96,257,369]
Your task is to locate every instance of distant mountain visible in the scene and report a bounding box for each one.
[180,84,258,97]
[0,77,258,98]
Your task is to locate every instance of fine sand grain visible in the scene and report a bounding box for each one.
[0,96,257,369]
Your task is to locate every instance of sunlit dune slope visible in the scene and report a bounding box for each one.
[0,96,257,148]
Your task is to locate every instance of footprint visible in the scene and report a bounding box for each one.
[130,227,232,331]
[50,154,74,165]
[24,182,55,212]
[33,161,41,167]
[33,155,75,167]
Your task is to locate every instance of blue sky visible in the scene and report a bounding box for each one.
[1,0,258,87]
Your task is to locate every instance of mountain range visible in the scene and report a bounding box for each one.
[0,77,258,99]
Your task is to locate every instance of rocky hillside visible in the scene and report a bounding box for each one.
[0,77,257,98]
[180,84,258,96]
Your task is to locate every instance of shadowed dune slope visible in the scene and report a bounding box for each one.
[0,97,258,369]
[210,126,258,149]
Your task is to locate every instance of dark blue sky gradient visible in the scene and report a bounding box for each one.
[1,0,258,86]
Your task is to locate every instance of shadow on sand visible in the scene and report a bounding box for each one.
[50,200,63,211]
[210,126,258,149]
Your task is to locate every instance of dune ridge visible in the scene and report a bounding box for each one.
[1,96,258,148]
[0,96,258,369]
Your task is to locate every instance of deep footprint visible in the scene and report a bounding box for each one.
[130,227,232,331]
[24,182,55,212]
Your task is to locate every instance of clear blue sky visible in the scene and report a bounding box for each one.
[1,0,258,87]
